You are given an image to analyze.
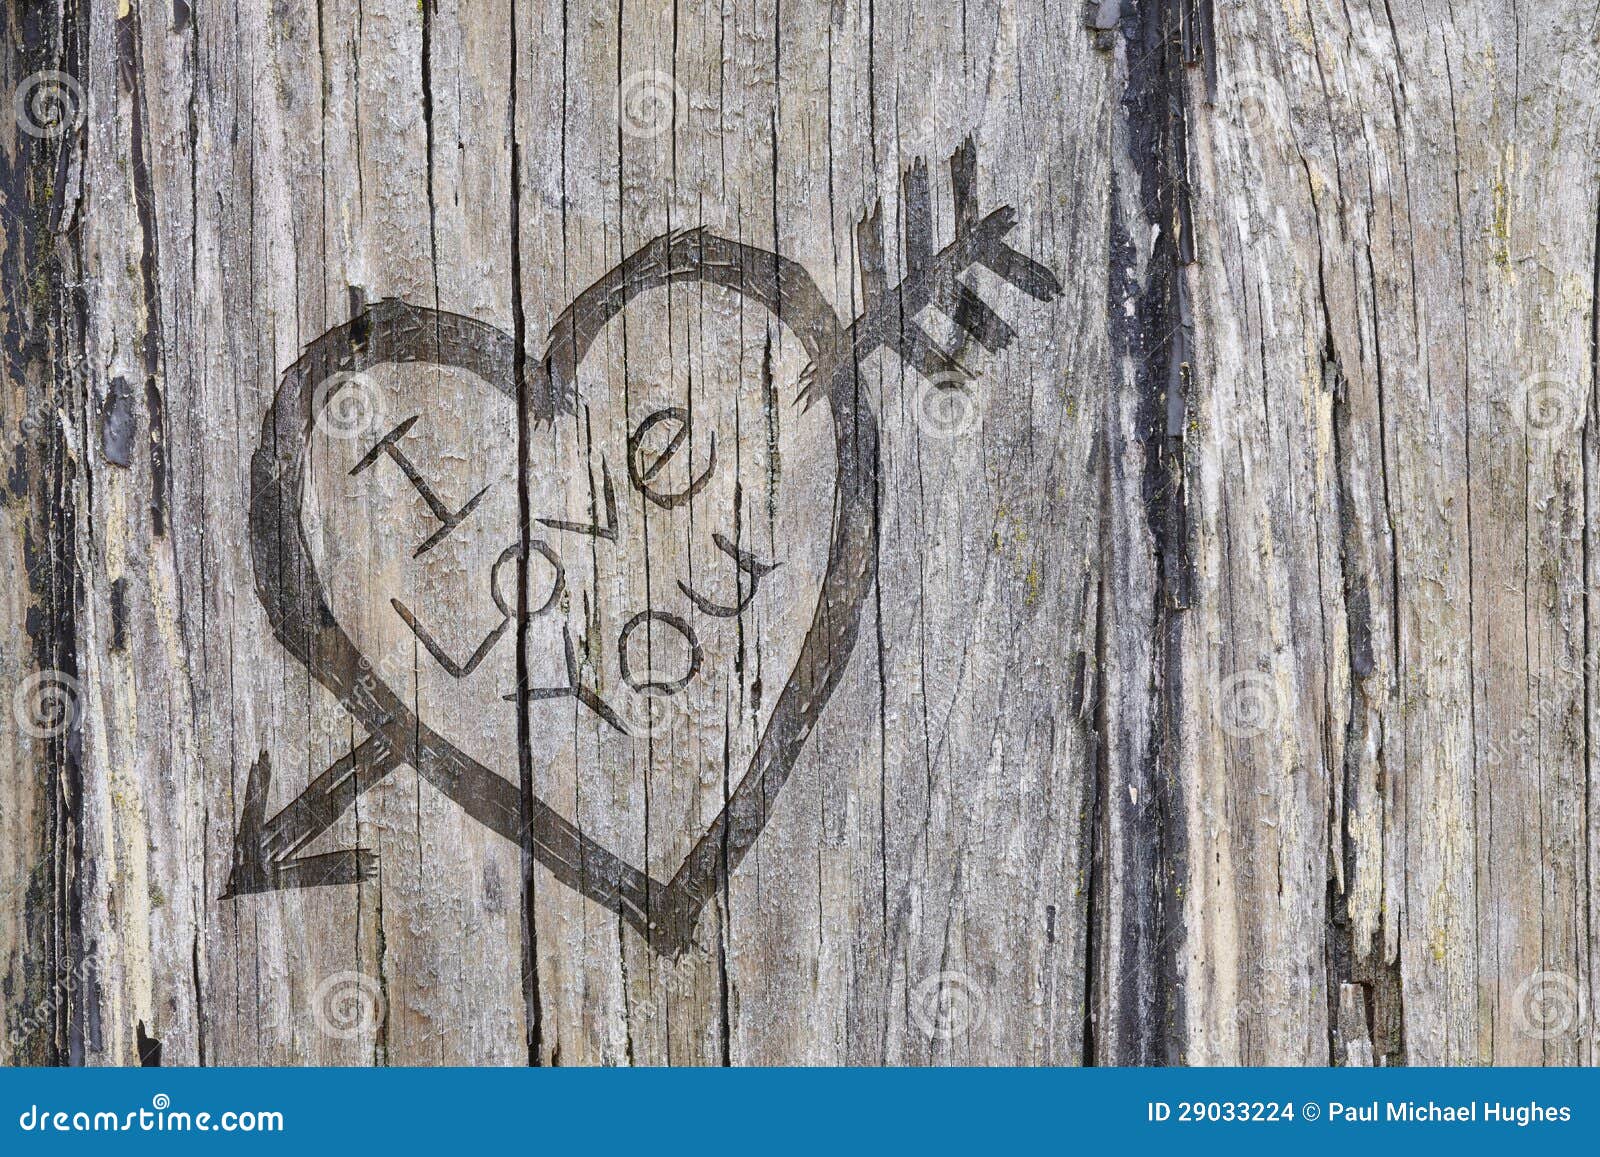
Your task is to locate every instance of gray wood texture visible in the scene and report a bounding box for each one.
[2,0,1596,1066]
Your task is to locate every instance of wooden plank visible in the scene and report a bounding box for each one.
[1182,0,1599,1064]
[2,0,1596,1068]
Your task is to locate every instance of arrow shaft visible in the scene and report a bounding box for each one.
[254,725,661,941]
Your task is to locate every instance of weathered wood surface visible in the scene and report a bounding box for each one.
[1,0,1597,1066]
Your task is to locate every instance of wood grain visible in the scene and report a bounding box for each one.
[2,0,1596,1066]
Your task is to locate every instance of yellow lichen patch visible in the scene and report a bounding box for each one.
[1488,147,1516,272]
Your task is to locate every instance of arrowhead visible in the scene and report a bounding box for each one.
[222,750,377,898]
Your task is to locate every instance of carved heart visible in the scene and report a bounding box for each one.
[236,140,1059,956]
[244,233,874,955]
